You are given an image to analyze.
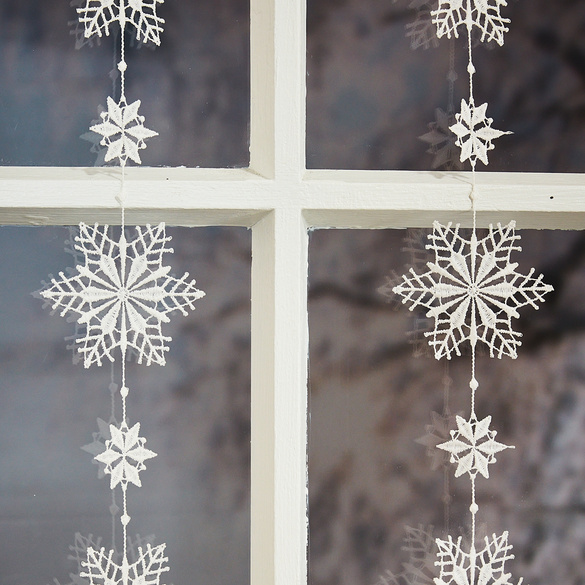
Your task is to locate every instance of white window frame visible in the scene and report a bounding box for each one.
[1,1,585,584]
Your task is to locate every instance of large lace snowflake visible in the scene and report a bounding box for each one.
[77,0,165,45]
[90,97,158,167]
[432,0,510,46]
[95,422,157,491]
[81,544,169,585]
[392,221,553,360]
[435,532,523,585]
[450,100,510,167]
[437,415,511,479]
[40,222,205,367]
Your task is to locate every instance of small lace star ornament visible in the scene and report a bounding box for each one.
[40,223,205,367]
[450,100,510,167]
[432,0,511,46]
[437,415,511,480]
[392,221,553,360]
[95,421,157,490]
[90,97,158,167]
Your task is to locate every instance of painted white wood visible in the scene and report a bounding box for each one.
[250,0,306,180]
[0,167,583,228]
[251,210,309,585]
[251,212,276,585]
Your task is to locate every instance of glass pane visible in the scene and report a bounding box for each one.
[0,1,249,167]
[308,228,585,585]
[0,225,250,585]
[307,2,585,172]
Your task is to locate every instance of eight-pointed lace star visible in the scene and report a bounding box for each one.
[90,96,158,166]
[450,99,511,167]
[95,421,157,489]
[40,222,205,367]
[392,221,553,360]
[437,414,511,479]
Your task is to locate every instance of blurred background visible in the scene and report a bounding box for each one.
[0,1,585,585]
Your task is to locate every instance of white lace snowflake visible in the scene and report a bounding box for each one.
[432,0,510,46]
[40,222,205,367]
[392,221,553,360]
[90,97,158,167]
[81,544,169,585]
[95,421,157,489]
[435,532,523,585]
[437,415,511,479]
[450,100,511,167]
[77,0,165,45]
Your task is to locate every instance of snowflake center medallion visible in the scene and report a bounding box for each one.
[118,286,130,302]
[467,283,479,297]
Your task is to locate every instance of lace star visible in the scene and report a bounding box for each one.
[90,96,158,166]
[435,532,523,585]
[437,414,511,479]
[40,223,205,367]
[392,221,553,360]
[450,100,510,167]
[95,422,156,489]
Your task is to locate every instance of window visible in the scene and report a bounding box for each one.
[0,1,583,585]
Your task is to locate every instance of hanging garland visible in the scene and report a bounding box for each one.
[393,2,553,584]
[38,2,204,584]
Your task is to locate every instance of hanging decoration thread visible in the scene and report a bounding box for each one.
[38,3,204,584]
[393,2,553,584]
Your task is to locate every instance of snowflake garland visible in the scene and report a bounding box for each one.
[78,0,163,163]
[392,221,552,360]
[392,4,538,585]
[42,4,182,585]
[40,222,205,367]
